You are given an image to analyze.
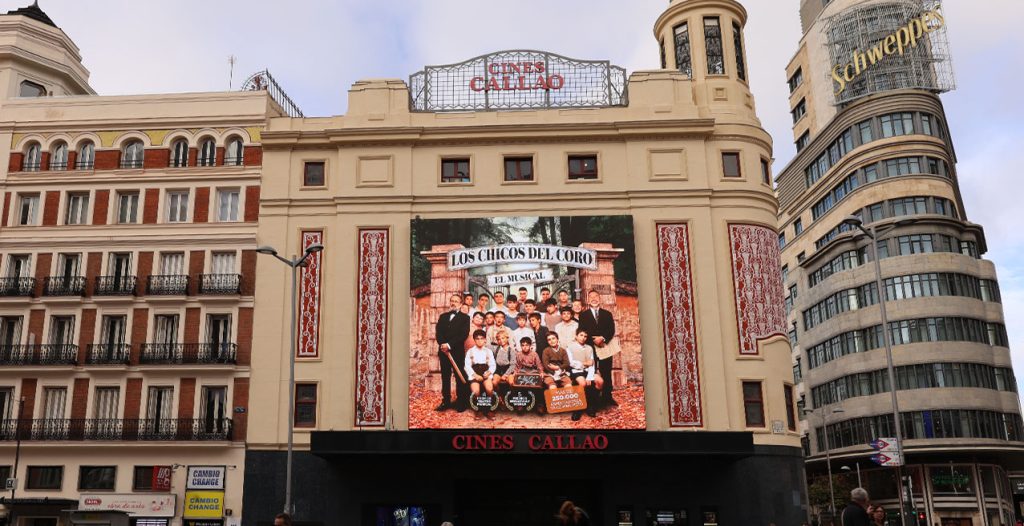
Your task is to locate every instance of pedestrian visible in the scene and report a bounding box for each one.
[273,513,292,526]
[555,500,590,526]
[841,487,871,526]
[870,505,886,526]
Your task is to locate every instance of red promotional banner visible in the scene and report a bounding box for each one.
[152,465,172,492]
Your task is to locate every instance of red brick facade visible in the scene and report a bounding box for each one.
[188,251,205,295]
[92,189,109,225]
[237,307,253,366]
[243,145,262,166]
[94,150,119,171]
[78,308,97,365]
[143,148,169,169]
[85,252,102,296]
[184,307,201,344]
[143,188,160,224]
[178,378,196,419]
[240,250,256,295]
[20,378,37,420]
[124,378,143,420]
[232,377,249,441]
[194,187,210,223]
[244,186,260,222]
[32,255,51,296]
[1,192,9,227]
[130,308,149,365]
[71,378,90,419]
[42,191,59,226]
[8,152,22,172]
[136,251,153,295]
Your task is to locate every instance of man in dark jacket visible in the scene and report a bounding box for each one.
[577,290,617,407]
[435,293,471,411]
[841,488,871,526]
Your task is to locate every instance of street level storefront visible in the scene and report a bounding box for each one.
[242,431,804,526]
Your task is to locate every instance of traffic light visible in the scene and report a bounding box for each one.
[917,511,927,526]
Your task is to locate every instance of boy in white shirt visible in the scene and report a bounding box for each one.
[554,306,579,348]
[464,329,497,418]
[511,313,535,353]
[566,328,603,420]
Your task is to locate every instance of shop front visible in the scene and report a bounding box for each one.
[243,431,806,526]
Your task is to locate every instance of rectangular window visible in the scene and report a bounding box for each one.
[796,131,810,152]
[116,192,139,224]
[133,466,156,491]
[7,255,30,279]
[785,385,797,431]
[704,17,725,75]
[153,315,179,345]
[722,152,741,178]
[778,233,786,249]
[65,192,89,225]
[567,155,598,180]
[732,21,746,81]
[880,112,915,138]
[503,157,534,182]
[211,252,236,275]
[216,189,240,222]
[674,23,692,77]
[858,120,873,145]
[48,317,75,346]
[440,158,470,184]
[0,387,13,420]
[159,252,184,276]
[166,191,189,223]
[788,67,803,93]
[145,386,174,436]
[295,383,317,428]
[93,387,119,420]
[78,466,116,490]
[303,161,325,187]
[921,114,934,136]
[794,219,803,235]
[791,99,807,124]
[742,381,765,427]
[760,158,771,185]
[789,284,798,300]
[26,466,63,490]
[200,385,228,434]
[17,194,39,226]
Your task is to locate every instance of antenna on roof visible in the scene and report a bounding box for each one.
[228,55,237,90]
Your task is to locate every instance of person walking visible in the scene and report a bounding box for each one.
[841,488,871,526]
[273,513,292,526]
[869,505,887,526]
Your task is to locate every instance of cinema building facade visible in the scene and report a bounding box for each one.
[777,0,1024,524]
[242,0,807,525]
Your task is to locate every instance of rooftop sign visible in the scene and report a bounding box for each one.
[409,50,627,112]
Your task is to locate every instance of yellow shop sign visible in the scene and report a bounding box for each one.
[183,490,224,519]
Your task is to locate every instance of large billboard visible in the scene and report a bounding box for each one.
[410,215,644,429]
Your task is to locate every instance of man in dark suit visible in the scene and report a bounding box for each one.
[577,289,617,407]
[435,293,471,411]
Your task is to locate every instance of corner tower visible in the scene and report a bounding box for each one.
[0,1,93,101]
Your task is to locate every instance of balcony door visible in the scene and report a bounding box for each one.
[109,253,132,288]
[41,386,67,434]
[145,386,174,436]
[160,253,184,275]
[58,253,81,280]
[99,315,127,358]
[211,252,235,275]
[49,316,75,346]
[0,387,12,422]
[7,255,30,279]
[200,386,227,434]
[1,316,24,362]
[206,315,232,361]
[92,387,120,438]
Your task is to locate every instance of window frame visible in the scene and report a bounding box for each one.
[216,188,241,222]
[23,142,41,172]
[116,192,140,224]
[742,380,766,428]
[439,157,472,185]
[303,161,326,187]
[703,16,725,76]
[198,138,216,167]
[120,140,145,169]
[64,192,90,226]
[721,152,742,178]
[78,465,117,491]
[170,139,190,168]
[51,142,69,171]
[225,137,244,166]
[788,67,803,93]
[26,465,64,490]
[165,190,190,223]
[567,154,599,182]
[294,382,318,428]
[784,384,797,431]
[16,193,39,226]
[673,22,692,77]
[503,155,536,184]
[76,141,96,170]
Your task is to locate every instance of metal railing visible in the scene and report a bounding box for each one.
[0,277,36,296]
[21,161,40,172]
[146,275,189,295]
[139,343,237,365]
[76,160,95,170]
[0,418,233,441]
[94,275,137,296]
[224,156,243,166]
[85,343,131,365]
[241,69,304,117]
[0,344,78,365]
[120,159,144,169]
[43,276,86,296]
[198,274,241,294]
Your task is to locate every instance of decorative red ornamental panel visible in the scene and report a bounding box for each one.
[298,231,323,358]
[355,228,390,426]
[656,223,702,427]
[728,224,787,355]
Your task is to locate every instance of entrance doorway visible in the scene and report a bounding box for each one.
[455,478,600,526]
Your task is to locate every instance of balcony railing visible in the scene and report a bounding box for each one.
[139,343,237,365]
[198,274,241,295]
[147,275,189,295]
[0,418,233,441]
[0,344,78,365]
[0,277,36,297]
[224,156,243,166]
[50,161,68,171]
[43,276,86,296]
[94,275,137,296]
[85,343,131,365]
[76,160,95,170]
[21,162,40,172]
[120,159,144,169]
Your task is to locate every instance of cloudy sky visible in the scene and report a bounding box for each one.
[27,0,1024,371]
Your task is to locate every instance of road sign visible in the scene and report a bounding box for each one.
[4,477,16,490]
[870,452,904,467]
[870,437,899,453]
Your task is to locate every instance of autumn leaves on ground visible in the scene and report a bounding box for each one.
[409,384,646,429]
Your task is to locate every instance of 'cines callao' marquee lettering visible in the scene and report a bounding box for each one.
[450,433,609,451]
[469,61,566,93]
[831,7,945,96]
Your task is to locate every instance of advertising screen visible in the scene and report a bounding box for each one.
[410,215,644,429]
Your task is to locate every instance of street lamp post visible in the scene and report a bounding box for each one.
[843,216,912,526]
[806,407,844,519]
[256,242,324,516]
[841,463,862,487]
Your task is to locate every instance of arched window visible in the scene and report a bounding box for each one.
[198,138,216,167]
[121,140,145,169]
[51,142,68,170]
[19,80,45,97]
[77,141,95,170]
[171,139,189,168]
[225,138,244,166]
[23,142,41,171]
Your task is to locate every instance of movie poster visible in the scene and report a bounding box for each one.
[409,215,644,429]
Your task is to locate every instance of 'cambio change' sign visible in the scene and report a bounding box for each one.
[186,466,226,490]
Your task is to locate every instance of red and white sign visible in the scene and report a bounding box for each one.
[152,465,172,492]
[469,62,565,92]
[78,494,176,517]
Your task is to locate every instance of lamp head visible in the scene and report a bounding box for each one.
[842,215,864,228]
[304,243,324,255]
[256,246,278,256]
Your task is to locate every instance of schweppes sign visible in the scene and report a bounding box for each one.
[831,5,945,96]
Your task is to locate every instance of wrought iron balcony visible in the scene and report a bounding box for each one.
[0,418,233,441]
[43,276,86,296]
[0,277,36,297]
[198,274,241,295]
[76,160,95,170]
[49,161,68,171]
[120,159,144,169]
[0,344,78,365]
[85,343,131,365]
[139,342,237,365]
[146,275,189,295]
[94,275,137,296]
